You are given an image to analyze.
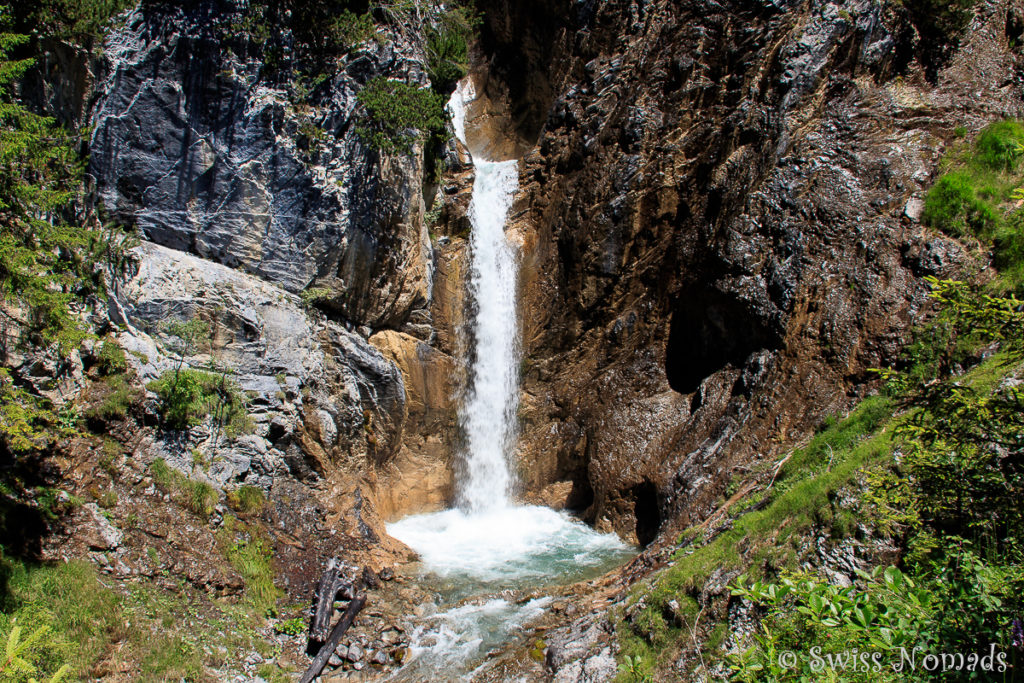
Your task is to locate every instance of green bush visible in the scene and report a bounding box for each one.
[15,0,132,42]
[356,77,447,153]
[728,566,932,682]
[94,339,127,376]
[328,9,375,51]
[425,6,479,93]
[147,368,251,437]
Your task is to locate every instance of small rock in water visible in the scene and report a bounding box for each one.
[346,643,364,662]
[371,650,388,665]
[335,644,349,659]
[329,654,343,666]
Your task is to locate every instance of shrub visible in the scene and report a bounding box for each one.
[356,77,447,153]
[94,339,127,376]
[425,6,479,93]
[147,368,251,437]
[300,287,331,307]
[16,0,132,42]
[328,9,375,51]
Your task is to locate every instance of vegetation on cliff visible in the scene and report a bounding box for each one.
[618,278,1024,680]
[356,76,447,152]
[923,120,1024,292]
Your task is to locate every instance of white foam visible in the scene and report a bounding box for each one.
[388,505,630,586]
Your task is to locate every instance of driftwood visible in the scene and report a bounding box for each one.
[310,559,359,642]
[299,593,366,683]
[310,559,340,642]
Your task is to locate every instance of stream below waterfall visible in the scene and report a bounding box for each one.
[383,81,634,679]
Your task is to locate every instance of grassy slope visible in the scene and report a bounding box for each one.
[615,354,1019,681]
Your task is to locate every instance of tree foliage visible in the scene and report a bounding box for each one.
[11,0,132,43]
[356,77,447,153]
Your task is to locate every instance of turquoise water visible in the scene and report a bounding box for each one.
[386,504,634,679]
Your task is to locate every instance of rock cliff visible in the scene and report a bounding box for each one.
[476,0,1020,544]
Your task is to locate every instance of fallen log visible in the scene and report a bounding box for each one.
[299,593,367,683]
[309,558,340,642]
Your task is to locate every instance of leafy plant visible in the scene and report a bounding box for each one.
[273,617,305,637]
[618,653,654,682]
[728,567,932,682]
[356,77,447,153]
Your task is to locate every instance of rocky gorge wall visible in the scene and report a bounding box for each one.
[22,0,1023,602]
[475,0,1023,544]
[26,0,478,589]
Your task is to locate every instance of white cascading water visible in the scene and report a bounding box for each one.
[386,81,632,679]
[455,122,520,512]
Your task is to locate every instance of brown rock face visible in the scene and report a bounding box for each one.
[368,330,458,519]
[475,0,1021,543]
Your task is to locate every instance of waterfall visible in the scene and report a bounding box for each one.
[449,81,521,513]
[385,79,632,680]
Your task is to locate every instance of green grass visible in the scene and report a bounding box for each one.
[616,395,898,676]
[226,486,266,515]
[86,372,142,421]
[218,518,280,616]
[149,458,218,518]
[0,555,290,682]
[922,119,1024,291]
[0,559,122,682]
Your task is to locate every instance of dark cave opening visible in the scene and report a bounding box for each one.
[632,481,662,547]
[665,287,780,395]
